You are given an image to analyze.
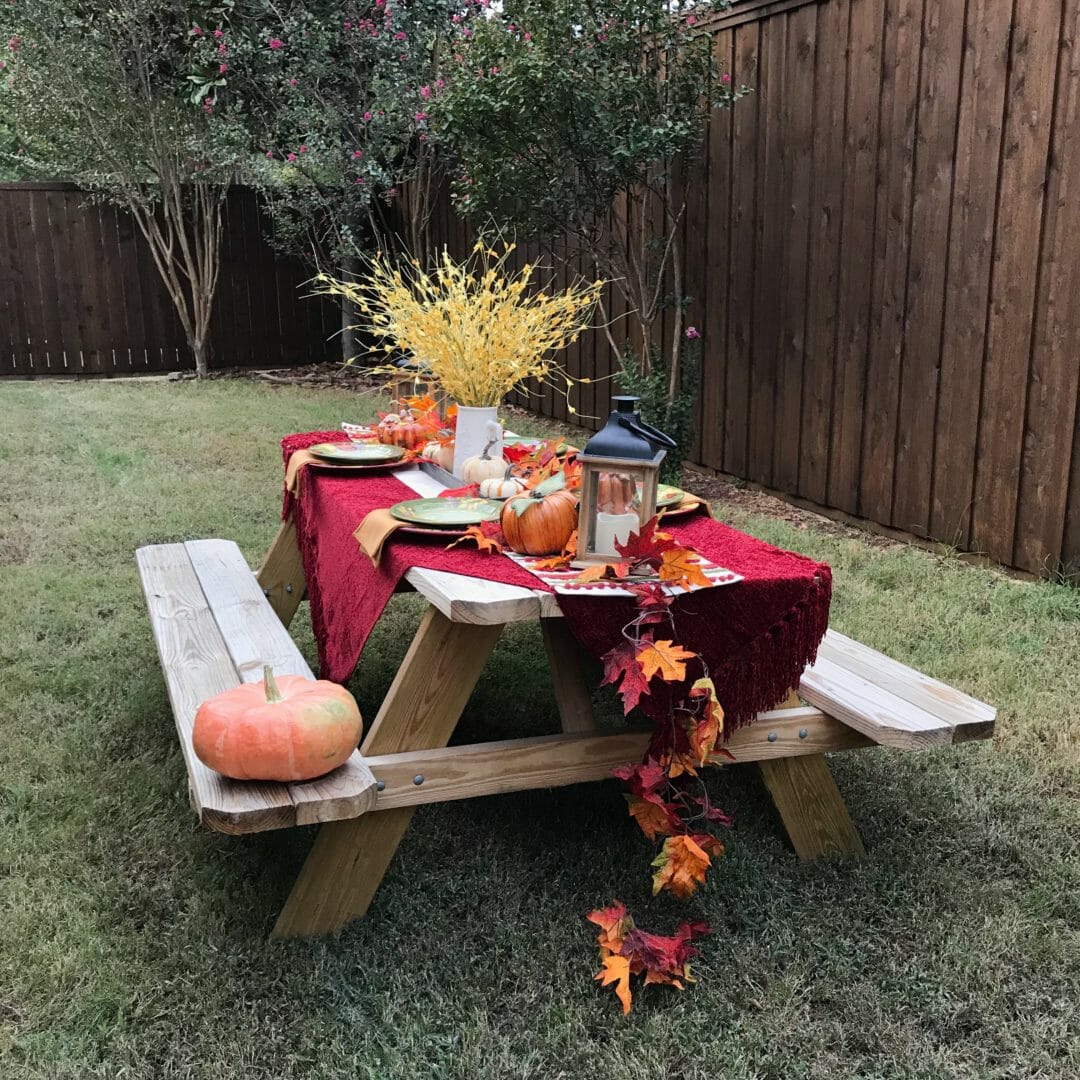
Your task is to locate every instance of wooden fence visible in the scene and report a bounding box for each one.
[425,0,1080,578]
[0,184,339,376]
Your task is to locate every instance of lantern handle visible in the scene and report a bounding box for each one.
[617,413,677,450]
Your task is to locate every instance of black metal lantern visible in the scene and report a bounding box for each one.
[574,396,677,565]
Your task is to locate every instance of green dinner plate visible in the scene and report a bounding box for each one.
[657,484,686,507]
[308,442,406,463]
[389,497,503,527]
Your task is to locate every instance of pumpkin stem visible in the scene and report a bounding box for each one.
[263,665,283,703]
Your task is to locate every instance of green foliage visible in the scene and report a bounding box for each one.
[215,0,463,266]
[0,0,248,196]
[436,0,739,236]
[617,339,701,483]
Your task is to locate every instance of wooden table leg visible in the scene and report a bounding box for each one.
[256,519,307,628]
[272,606,505,937]
[540,617,597,734]
[757,691,865,859]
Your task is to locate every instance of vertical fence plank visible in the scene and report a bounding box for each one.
[748,15,786,487]
[773,4,817,494]
[1014,0,1080,573]
[828,0,885,514]
[891,0,967,537]
[929,0,1012,550]
[799,0,849,505]
[860,0,925,525]
[724,19,762,478]
[971,0,1061,563]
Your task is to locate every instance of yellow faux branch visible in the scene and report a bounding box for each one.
[315,242,605,410]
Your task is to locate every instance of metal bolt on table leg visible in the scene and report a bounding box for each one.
[767,732,778,743]
[376,780,385,792]
[285,583,294,594]
[412,774,425,786]
[262,588,270,598]
[798,728,808,739]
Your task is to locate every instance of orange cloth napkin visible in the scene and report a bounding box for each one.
[354,508,407,566]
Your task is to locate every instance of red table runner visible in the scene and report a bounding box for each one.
[282,431,832,731]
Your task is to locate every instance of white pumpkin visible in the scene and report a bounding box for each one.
[460,438,506,484]
[479,475,525,499]
[422,439,455,470]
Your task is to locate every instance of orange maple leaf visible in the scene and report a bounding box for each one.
[651,834,713,899]
[636,638,697,683]
[626,793,680,842]
[447,525,503,554]
[576,561,632,582]
[658,547,712,590]
[687,677,725,764]
[595,954,633,1015]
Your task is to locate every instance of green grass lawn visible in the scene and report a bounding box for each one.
[1,379,1077,1079]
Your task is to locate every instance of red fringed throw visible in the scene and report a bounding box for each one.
[281,432,832,731]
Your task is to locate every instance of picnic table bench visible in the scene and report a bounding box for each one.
[136,466,995,938]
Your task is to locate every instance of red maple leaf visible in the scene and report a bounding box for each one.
[611,758,667,796]
[614,515,679,564]
[627,582,674,624]
[600,640,651,714]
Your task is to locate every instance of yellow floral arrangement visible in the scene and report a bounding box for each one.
[315,242,604,410]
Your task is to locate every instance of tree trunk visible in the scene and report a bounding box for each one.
[191,335,210,380]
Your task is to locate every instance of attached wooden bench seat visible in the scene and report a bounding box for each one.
[799,630,997,750]
[136,533,995,936]
[136,540,379,835]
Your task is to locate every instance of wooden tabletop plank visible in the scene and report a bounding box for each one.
[135,544,296,834]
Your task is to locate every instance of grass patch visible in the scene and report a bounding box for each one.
[1,379,1077,1079]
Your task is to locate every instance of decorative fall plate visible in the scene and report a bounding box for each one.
[657,484,687,507]
[658,499,703,518]
[389,496,503,527]
[308,442,407,464]
[395,523,471,538]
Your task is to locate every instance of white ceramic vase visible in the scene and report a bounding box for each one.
[452,405,503,479]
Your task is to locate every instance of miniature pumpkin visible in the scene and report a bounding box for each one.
[460,437,507,484]
[192,667,362,782]
[478,474,525,499]
[421,438,455,470]
[500,487,578,555]
[378,412,428,450]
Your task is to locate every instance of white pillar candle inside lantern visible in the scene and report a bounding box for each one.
[574,397,677,567]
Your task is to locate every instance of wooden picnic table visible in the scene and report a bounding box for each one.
[137,463,996,938]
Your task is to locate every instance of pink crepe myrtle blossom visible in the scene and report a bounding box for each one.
[419,84,431,99]
[7,34,20,51]
[435,78,445,90]
[219,62,228,74]
[363,110,373,121]
[352,149,363,159]
[213,28,223,38]
[685,326,700,340]
[289,78,298,86]
[218,42,227,55]
[414,111,428,123]
[298,144,308,153]
[393,31,406,40]
[265,150,273,159]
[721,72,731,84]
[286,152,297,161]
[268,37,284,50]
[190,26,202,37]
[524,32,532,41]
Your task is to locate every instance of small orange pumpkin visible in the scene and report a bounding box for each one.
[500,487,578,555]
[193,667,362,782]
[378,412,428,450]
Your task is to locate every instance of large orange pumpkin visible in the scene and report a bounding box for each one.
[500,487,578,556]
[193,667,362,782]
